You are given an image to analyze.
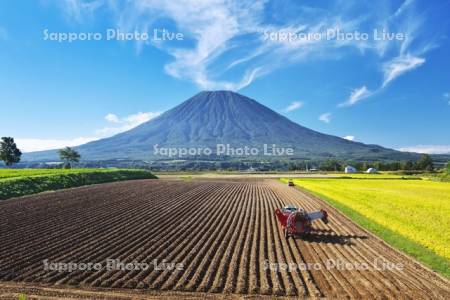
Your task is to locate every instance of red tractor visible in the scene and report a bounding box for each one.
[275,205,329,239]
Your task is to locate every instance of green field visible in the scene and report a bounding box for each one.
[0,168,116,179]
[0,168,157,200]
[282,177,450,277]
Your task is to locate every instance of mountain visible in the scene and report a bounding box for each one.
[23,91,419,162]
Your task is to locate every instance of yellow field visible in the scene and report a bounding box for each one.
[290,178,450,261]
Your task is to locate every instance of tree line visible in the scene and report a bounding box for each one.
[288,154,436,172]
[0,136,446,172]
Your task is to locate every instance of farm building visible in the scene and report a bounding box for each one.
[366,167,378,173]
[345,166,357,173]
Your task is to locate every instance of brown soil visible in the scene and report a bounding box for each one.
[0,179,448,299]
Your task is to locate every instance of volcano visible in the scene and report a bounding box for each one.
[23,91,418,162]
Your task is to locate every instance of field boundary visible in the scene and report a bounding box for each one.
[284,180,450,279]
[0,170,157,201]
[0,281,274,300]
[1,179,449,298]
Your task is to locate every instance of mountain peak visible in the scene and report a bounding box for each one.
[193,90,250,102]
[23,91,416,162]
[199,90,241,95]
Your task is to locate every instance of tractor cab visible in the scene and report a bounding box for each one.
[282,205,298,213]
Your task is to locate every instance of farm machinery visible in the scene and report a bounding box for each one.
[275,205,329,239]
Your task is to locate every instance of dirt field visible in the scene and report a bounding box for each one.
[0,179,449,299]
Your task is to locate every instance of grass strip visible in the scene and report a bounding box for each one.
[0,170,157,200]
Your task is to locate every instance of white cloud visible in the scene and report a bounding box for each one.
[339,86,372,107]
[319,113,332,123]
[105,113,120,123]
[394,0,414,18]
[343,1,433,105]
[118,0,268,91]
[398,145,450,154]
[54,1,439,92]
[283,101,303,112]
[15,137,98,153]
[343,135,355,141]
[62,0,103,22]
[15,111,161,152]
[380,2,432,89]
[96,111,161,136]
[382,55,425,88]
[94,1,405,90]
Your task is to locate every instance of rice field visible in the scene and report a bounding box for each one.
[286,178,450,276]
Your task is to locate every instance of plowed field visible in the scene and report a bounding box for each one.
[0,179,449,299]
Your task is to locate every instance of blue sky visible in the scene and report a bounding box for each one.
[0,0,449,153]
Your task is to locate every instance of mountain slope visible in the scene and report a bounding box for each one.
[23,91,418,162]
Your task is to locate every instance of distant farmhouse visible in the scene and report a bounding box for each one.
[366,167,378,173]
[345,166,357,173]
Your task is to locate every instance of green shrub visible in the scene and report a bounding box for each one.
[0,170,157,200]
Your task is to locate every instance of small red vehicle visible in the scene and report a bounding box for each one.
[275,205,329,239]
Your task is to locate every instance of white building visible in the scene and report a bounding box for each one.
[366,167,378,173]
[345,166,357,173]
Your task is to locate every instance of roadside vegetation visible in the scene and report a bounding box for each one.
[0,138,158,200]
[0,169,157,200]
[281,177,450,277]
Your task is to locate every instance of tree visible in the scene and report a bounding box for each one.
[415,154,434,171]
[0,137,22,166]
[401,160,414,171]
[58,147,81,168]
[319,159,343,172]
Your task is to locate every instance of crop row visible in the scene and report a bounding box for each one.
[0,179,449,298]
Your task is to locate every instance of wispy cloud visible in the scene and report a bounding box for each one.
[62,0,104,22]
[398,145,450,154]
[16,111,161,152]
[283,101,303,112]
[382,55,425,88]
[382,0,434,89]
[343,135,355,141]
[54,0,440,93]
[118,0,269,91]
[319,112,332,123]
[340,0,436,106]
[339,86,372,107]
[394,0,414,18]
